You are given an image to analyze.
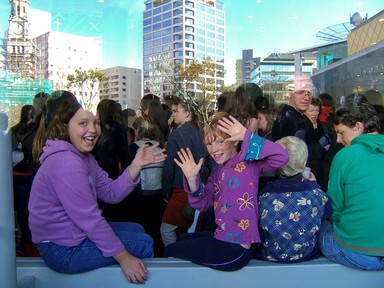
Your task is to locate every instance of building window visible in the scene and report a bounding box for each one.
[197,28,205,35]
[153,15,162,23]
[143,18,152,26]
[185,17,194,25]
[173,1,182,8]
[207,31,215,38]
[185,9,194,16]
[185,34,194,41]
[144,10,152,18]
[173,9,182,16]
[162,12,172,20]
[163,3,172,11]
[186,1,194,8]
[173,17,182,24]
[186,51,194,57]
[185,26,194,33]
[174,43,183,49]
[186,42,194,49]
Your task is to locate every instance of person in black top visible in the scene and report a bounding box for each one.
[271,90,324,181]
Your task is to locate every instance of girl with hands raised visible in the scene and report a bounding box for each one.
[164,112,289,271]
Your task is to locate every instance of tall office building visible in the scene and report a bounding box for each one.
[143,0,225,98]
[241,49,260,84]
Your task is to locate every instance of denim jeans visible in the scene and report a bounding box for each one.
[37,222,154,273]
[317,221,384,270]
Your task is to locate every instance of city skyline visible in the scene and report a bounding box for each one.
[0,0,383,85]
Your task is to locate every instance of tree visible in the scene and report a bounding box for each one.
[67,69,109,111]
[157,57,225,123]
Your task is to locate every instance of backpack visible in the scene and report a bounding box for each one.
[12,140,24,167]
[12,128,36,171]
[135,140,164,196]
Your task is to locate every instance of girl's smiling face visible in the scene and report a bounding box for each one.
[67,109,101,153]
[205,133,238,165]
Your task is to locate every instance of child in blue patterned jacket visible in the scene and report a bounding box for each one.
[253,136,331,262]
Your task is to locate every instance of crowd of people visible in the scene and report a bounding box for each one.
[3,84,384,283]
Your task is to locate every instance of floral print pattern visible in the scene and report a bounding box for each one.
[234,162,246,172]
[237,192,254,211]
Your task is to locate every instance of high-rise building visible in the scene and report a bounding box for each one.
[100,66,142,110]
[242,49,260,84]
[143,0,225,98]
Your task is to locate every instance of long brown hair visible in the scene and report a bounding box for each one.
[223,86,256,128]
[32,91,81,163]
[133,115,159,141]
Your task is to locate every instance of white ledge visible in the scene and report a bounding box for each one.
[17,257,384,288]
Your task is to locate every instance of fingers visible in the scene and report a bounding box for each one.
[140,143,167,163]
[176,148,192,162]
[217,118,232,131]
[197,158,204,169]
[125,261,148,284]
[128,272,147,284]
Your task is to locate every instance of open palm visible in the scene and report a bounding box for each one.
[174,148,203,182]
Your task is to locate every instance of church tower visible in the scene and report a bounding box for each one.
[3,0,35,79]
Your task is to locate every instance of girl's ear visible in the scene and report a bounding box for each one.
[233,140,239,147]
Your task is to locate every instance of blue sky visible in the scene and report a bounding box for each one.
[0,0,382,85]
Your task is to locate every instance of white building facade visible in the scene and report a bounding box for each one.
[34,31,102,91]
[100,66,142,110]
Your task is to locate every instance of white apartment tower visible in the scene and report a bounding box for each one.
[143,0,225,98]
[100,66,142,110]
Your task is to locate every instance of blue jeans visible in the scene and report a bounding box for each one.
[37,222,154,273]
[317,221,384,270]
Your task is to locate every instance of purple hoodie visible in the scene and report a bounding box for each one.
[29,139,139,257]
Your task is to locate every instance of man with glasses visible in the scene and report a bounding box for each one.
[272,89,313,140]
[271,89,324,180]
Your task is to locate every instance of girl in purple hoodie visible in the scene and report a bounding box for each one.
[29,91,166,284]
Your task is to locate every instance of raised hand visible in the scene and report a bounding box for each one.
[217,115,247,142]
[129,143,167,180]
[136,143,166,167]
[174,148,203,192]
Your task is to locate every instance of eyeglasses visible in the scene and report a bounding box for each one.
[294,90,312,97]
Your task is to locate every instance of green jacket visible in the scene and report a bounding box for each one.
[328,134,384,256]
